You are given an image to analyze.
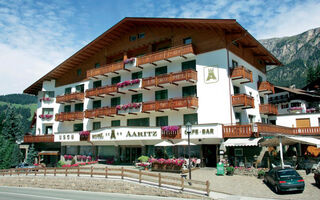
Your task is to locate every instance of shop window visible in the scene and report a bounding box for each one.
[183,113,198,125]
[111,76,121,85]
[138,32,145,39]
[281,104,289,109]
[65,87,72,95]
[43,108,53,115]
[183,37,192,45]
[155,90,168,101]
[129,35,136,41]
[45,126,53,134]
[249,115,255,123]
[44,91,55,98]
[155,66,167,76]
[233,86,240,94]
[232,60,238,68]
[156,116,168,126]
[75,103,83,112]
[182,85,197,97]
[64,105,71,113]
[111,97,120,107]
[94,63,100,68]
[73,123,83,132]
[235,112,241,124]
[127,118,150,127]
[77,69,82,76]
[234,148,243,156]
[132,71,142,79]
[93,80,102,88]
[93,122,101,130]
[66,146,78,155]
[182,60,196,71]
[75,84,84,93]
[92,100,101,109]
[111,120,120,127]
[132,93,142,103]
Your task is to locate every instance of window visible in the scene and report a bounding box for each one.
[77,69,82,76]
[291,102,301,107]
[92,122,101,130]
[232,41,239,47]
[65,87,72,95]
[260,96,264,104]
[258,75,263,83]
[111,76,121,85]
[183,113,198,125]
[75,103,83,112]
[64,105,71,113]
[45,126,53,135]
[156,116,168,126]
[111,120,120,127]
[234,148,243,156]
[182,86,197,97]
[129,35,136,41]
[155,66,167,76]
[138,33,145,39]
[93,100,101,109]
[93,80,102,88]
[249,115,255,123]
[183,37,192,45]
[132,93,142,103]
[262,118,267,124]
[94,63,100,68]
[44,91,54,98]
[155,90,168,101]
[132,71,142,79]
[281,104,289,109]
[232,60,238,68]
[43,108,53,115]
[75,84,84,93]
[233,86,240,94]
[73,123,83,132]
[235,112,241,124]
[182,60,196,71]
[127,118,150,127]
[111,97,121,107]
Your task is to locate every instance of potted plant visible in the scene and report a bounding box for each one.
[258,169,265,179]
[226,166,235,176]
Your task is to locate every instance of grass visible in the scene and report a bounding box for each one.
[0,101,37,120]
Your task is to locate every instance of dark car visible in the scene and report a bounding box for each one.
[264,167,305,193]
[315,171,320,186]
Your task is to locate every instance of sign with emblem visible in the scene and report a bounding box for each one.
[204,66,219,83]
[54,132,80,142]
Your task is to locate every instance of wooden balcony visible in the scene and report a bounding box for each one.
[232,94,254,109]
[223,125,254,138]
[259,104,278,115]
[56,92,84,104]
[142,97,198,112]
[258,81,274,94]
[55,112,84,122]
[24,135,54,143]
[86,62,124,79]
[292,127,320,136]
[86,85,118,98]
[85,107,117,119]
[137,44,195,67]
[142,69,197,88]
[230,66,253,83]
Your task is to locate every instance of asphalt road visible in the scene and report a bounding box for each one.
[0,186,191,200]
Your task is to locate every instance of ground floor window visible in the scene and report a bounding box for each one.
[183,113,198,125]
[98,146,116,157]
[66,146,77,155]
[127,118,149,126]
[79,146,92,156]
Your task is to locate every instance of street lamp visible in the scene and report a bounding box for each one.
[186,122,192,180]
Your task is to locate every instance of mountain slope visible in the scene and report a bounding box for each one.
[260,27,320,88]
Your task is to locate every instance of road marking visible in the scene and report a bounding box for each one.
[0,191,74,200]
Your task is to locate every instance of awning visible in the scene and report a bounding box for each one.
[223,138,262,147]
[286,136,320,148]
[38,151,59,156]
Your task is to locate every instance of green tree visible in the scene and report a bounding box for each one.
[307,66,316,84]
[2,106,24,142]
[11,144,22,167]
[26,144,37,165]
[315,65,320,80]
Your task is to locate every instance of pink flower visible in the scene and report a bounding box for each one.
[80,131,90,136]
[116,105,121,110]
[68,155,73,160]
[64,155,68,159]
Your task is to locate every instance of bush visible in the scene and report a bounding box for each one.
[226,166,234,175]
[258,169,266,177]
[71,159,76,165]
[138,155,149,163]
[57,160,65,168]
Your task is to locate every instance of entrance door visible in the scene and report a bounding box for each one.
[124,147,142,164]
[296,118,310,127]
[202,145,217,167]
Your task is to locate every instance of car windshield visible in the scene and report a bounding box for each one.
[277,170,299,178]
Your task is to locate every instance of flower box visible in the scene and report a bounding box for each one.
[40,97,52,102]
[116,79,140,88]
[124,58,137,69]
[150,158,184,172]
[80,131,90,141]
[39,114,53,119]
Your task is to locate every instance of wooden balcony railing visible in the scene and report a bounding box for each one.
[142,69,197,88]
[232,94,254,108]
[85,107,117,119]
[223,125,254,138]
[292,127,320,135]
[259,104,278,115]
[230,66,253,83]
[142,97,198,112]
[258,81,275,94]
[86,62,124,79]
[24,135,54,143]
[137,44,195,66]
[56,92,84,104]
[55,112,84,122]
[86,85,118,98]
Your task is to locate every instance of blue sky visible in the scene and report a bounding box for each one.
[1,0,320,95]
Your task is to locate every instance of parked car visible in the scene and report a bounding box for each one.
[297,159,319,174]
[264,167,305,194]
[15,163,38,172]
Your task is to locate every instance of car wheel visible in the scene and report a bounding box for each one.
[274,185,279,194]
[264,177,268,184]
[297,190,304,193]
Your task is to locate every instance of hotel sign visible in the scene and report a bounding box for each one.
[181,124,223,139]
[54,132,80,142]
[204,66,219,84]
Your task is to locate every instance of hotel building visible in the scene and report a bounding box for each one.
[25,18,315,167]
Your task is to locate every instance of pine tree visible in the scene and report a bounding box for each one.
[11,144,22,167]
[307,66,316,84]
[26,144,37,165]
[2,106,24,143]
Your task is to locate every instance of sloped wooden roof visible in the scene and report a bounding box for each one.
[24,17,282,95]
